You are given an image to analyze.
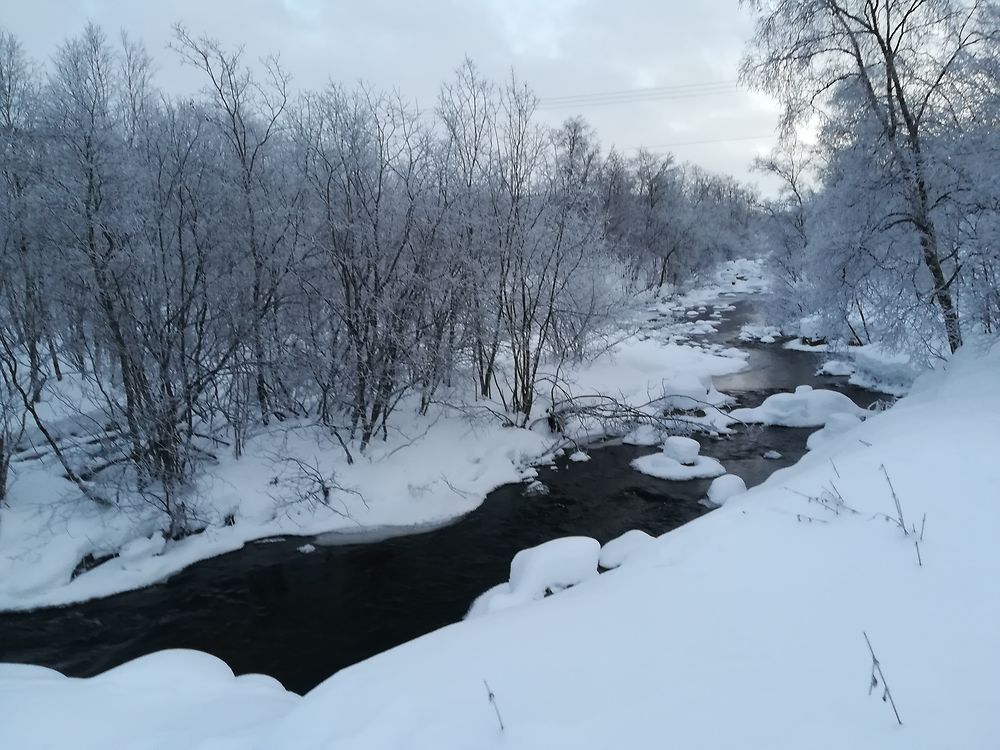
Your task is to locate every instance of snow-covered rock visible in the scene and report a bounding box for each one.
[599,530,656,570]
[817,359,855,377]
[728,385,866,428]
[806,412,864,451]
[523,480,550,496]
[662,436,701,465]
[631,437,726,480]
[705,474,747,506]
[568,451,591,462]
[467,537,601,618]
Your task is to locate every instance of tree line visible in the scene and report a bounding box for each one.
[0,24,757,532]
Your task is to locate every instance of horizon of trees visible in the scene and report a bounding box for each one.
[0,23,759,533]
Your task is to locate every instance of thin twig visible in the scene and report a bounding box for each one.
[863,631,902,725]
[483,680,505,733]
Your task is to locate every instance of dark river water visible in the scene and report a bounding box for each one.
[0,296,882,695]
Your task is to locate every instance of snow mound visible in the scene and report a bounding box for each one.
[806,412,864,451]
[762,450,782,460]
[662,436,701,465]
[817,359,856,377]
[706,474,747,506]
[632,437,725,480]
[622,424,661,446]
[467,537,601,618]
[739,324,781,344]
[728,386,866,427]
[0,650,297,750]
[599,530,656,570]
[568,451,591,462]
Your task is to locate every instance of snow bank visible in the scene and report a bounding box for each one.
[728,385,866,427]
[467,537,601,618]
[705,474,747,506]
[0,650,298,750]
[226,338,999,750]
[806,412,864,451]
[849,344,921,395]
[0,281,748,611]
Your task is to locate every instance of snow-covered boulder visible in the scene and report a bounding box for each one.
[631,437,726,480]
[728,386,866,428]
[662,436,701,465]
[706,474,747,506]
[467,537,601,618]
[599,530,656,570]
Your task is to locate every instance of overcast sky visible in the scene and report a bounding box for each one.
[6,0,782,189]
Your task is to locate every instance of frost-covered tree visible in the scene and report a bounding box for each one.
[742,0,1000,353]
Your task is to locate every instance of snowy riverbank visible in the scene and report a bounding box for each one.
[3,310,998,749]
[0,261,760,611]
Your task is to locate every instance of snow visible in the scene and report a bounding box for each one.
[0,279,750,611]
[739,323,782,343]
[297,544,316,554]
[762,450,783,460]
[466,537,601,618]
[661,435,701,465]
[631,437,726,480]
[0,650,298,750]
[6,270,1000,750]
[728,385,867,428]
[568,451,591,462]
[705,474,747,506]
[849,344,921,396]
[599,529,656,569]
[806,412,864,451]
[783,337,829,352]
[818,359,856,376]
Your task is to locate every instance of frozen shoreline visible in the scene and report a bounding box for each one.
[0,261,762,612]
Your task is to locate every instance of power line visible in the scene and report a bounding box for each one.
[537,79,742,110]
[632,133,777,150]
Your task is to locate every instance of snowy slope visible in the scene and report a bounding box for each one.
[2,338,998,749]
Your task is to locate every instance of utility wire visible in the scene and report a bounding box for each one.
[632,133,777,150]
[537,79,742,109]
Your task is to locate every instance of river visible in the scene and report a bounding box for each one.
[0,296,882,694]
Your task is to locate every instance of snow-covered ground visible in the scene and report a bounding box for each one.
[4,316,998,749]
[0,260,760,611]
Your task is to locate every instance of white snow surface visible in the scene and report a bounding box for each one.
[631,438,726,481]
[806,412,865,451]
[6,284,1000,750]
[818,359,856,377]
[598,529,656,569]
[466,536,601,618]
[728,385,867,428]
[705,473,748,506]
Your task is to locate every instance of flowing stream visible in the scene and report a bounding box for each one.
[0,297,882,694]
